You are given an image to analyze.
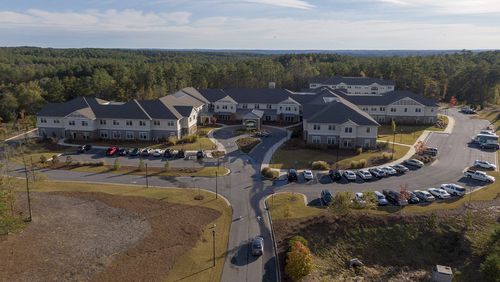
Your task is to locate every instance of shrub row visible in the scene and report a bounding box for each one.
[311,160,329,170]
[349,159,367,169]
[261,167,279,179]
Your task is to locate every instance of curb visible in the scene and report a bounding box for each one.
[264,195,282,282]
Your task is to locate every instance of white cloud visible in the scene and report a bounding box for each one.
[374,0,500,14]
[0,9,498,49]
[242,0,314,10]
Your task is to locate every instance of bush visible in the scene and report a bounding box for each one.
[163,160,170,172]
[65,156,72,165]
[311,161,329,170]
[112,158,120,171]
[261,167,278,179]
[138,159,145,172]
[285,241,314,281]
[350,161,359,169]
[39,155,47,164]
[167,136,177,146]
[288,235,308,250]
[377,141,389,150]
[51,155,59,165]
[331,191,353,214]
[97,160,105,166]
[358,159,367,168]
[356,147,363,155]
[180,134,198,144]
[381,152,392,161]
[75,161,84,167]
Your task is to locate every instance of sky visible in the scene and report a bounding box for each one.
[0,0,499,50]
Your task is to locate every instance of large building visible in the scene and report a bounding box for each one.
[37,81,438,148]
[309,76,395,95]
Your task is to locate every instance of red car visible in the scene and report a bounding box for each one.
[106,146,118,156]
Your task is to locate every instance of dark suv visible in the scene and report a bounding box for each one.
[382,189,408,206]
[77,144,92,153]
[321,190,333,205]
[288,169,298,182]
[328,169,342,181]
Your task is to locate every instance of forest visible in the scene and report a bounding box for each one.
[0,47,498,122]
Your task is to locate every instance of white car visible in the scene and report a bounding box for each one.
[427,188,451,199]
[152,149,164,157]
[404,159,425,168]
[343,170,357,181]
[354,192,366,207]
[303,170,314,181]
[474,160,497,170]
[413,190,435,202]
[440,184,466,196]
[380,166,397,176]
[357,169,373,180]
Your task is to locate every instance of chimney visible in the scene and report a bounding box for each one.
[268,82,276,89]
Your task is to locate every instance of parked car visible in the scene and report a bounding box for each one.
[152,149,164,157]
[404,159,424,168]
[303,170,314,181]
[320,189,333,205]
[427,188,451,199]
[413,190,436,202]
[176,149,186,159]
[357,169,373,180]
[480,143,499,150]
[440,184,466,196]
[391,164,409,174]
[382,189,408,206]
[118,148,129,156]
[474,160,497,170]
[480,130,496,135]
[254,131,270,138]
[343,170,357,181]
[106,146,118,156]
[163,149,174,158]
[328,169,342,181]
[380,166,397,176]
[130,148,141,156]
[464,170,495,183]
[369,167,386,178]
[374,191,388,206]
[423,147,439,156]
[251,236,264,256]
[77,144,92,153]
[141,148,153,156]
[354,192,366,207]
[288,169,298,182]
[407,192,420,204]
[196,150,205,160]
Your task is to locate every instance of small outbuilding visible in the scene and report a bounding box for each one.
[431,265,453,282]
[240,109,264,131]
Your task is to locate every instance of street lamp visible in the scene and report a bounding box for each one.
[215,170,218,199]
[210,224,216,267]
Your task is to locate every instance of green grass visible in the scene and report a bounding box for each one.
[8,142,74,164]
[82,136,216,151]
[235,137,260,153]
[269,143,409,170]
[377,123,445,145]
[58,164,229,178]
[169,136,216,151]
[268,193,322,220]
[26,180,231,282]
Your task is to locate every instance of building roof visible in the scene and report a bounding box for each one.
[173,105,194,117]
[310,76,395,86]
[303,100,379,126]
[86,99,151,120]
[239,109,264,120]
[37,97,90,117]
[334,90,439,107]
[197,88,294,104]
[138,99,181,120]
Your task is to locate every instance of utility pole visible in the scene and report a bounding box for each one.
[215,170,218,199]
[22,156,32,222]
[145,163,149,189]
[212,224,216,267]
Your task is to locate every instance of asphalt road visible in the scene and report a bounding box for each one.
[7,109,498,282]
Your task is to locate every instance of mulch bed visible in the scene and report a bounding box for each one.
[0,191,221,281]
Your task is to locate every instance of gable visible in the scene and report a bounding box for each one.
[214,95,237,104]
[389,97,424,106]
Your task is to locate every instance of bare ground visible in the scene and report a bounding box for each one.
[0,191,221,282]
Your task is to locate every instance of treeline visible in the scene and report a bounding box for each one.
[0,47,499,122]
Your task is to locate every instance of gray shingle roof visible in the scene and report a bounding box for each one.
[86,99,151,119]
[303,101,379,126]
[197,88,294,104]
[334,90,439,107]
[37,97,90,117]
[138,100,180,120]
[173,106,194,117]
[310,76,395,86]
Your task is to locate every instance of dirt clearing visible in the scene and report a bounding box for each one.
[0,191,221,281]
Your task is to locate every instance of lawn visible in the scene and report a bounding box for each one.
[7,142,74,165]
[377,122,445,145]
[25,180,231,282]
[49,163,229,178]
[235,137,261,153]
[269,141,409,169]
[268,193,322,220]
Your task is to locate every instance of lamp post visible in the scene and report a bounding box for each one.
[211,224,216,267]
[145,163,149,189]
[215,170,218,199]
[22,156,32,222]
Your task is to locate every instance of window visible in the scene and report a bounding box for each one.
[167,121,174,126]
[40,118,47,123]
[344,127,353,133]
[295,107,298,111]
[100,131,108,139]
[404,108,408,112]
[311,136,321,144]
[313,124,321,130]
[112,131,120,139]
[285,107,291,111]
[81,121,88,126]
[366,127,371,133]
[113,120,119,125]
[327,137,336,145]
[431,108,434,112]
[380,107,386,111]
[279,106,282,110]
[69,120,75,126]
[153,120,160,126]
[242,104,248,109]
[328,125,335,130]
[139,121,146,126]
[126,120,132,126]
[139,132,148,140]
[53,119,60,124]
[222,105,228,110]
[216,105,219,109]
[343,140,352,148]
[254,104,260,109]
[100,120,106,125]
[267,104,272,109]
[126,131,134,140]
[415,108,422,113]
[390,108,396,112]
[362,107,368,111]
[265,115,271,121]
[371,108,377,111]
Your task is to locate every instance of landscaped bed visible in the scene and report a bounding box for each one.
[236,137,261,153]
[269,139,409,170]
[1,181,231,282]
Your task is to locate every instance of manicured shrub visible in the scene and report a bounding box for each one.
[180,134,198,144]
[350,161,359,169]
[51,155,59,165]
[311,161,329,170]
[381,152,392,161]
[39,155,47,164]
[65,156,72,165]
[97,160,105,166]
[358,159,367,168]
[285,241,314,281]
[288,235,308,250]
[75,161,84,167]
[261,167,278,179]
